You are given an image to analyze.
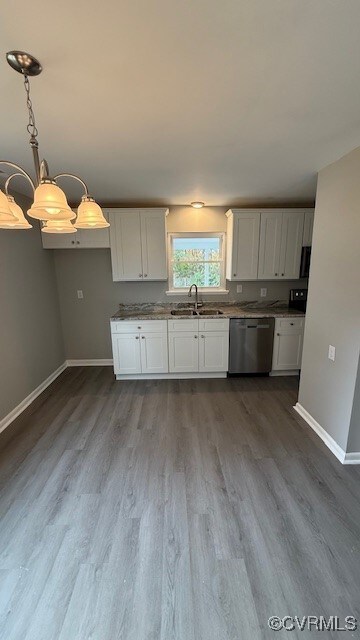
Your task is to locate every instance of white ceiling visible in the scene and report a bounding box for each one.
[1,0,360,205]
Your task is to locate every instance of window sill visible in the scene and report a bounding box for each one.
[166,289,229,296]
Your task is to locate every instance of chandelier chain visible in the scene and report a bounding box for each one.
[23,74,39,140]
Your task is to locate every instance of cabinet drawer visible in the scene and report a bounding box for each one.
[275,317,304,334]
[111,320,167,334]
[198,318,229,332]
[167,319,199,332]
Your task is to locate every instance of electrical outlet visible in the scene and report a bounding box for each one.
[260,288,267,297]
[328,345,336,361]
[237,284,243,293]
[77,290,84,299]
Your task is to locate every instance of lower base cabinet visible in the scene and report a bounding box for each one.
[168,318,230,374]
[272,317,304,371]
[111,320,168,375]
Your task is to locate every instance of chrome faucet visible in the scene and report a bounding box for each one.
[188,283,199,311]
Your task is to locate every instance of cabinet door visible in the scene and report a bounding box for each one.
[112,333,141,374]
[168,332,199,373]
[279,210,304,279]
[227,210,260,280]
[302,209,314,246]
[258,210,283,279]
[42,232,75,249]
[140,209,167,280]
[272,318,304,370]
[77,214,110,248]
[109,209,143,281]
[140,332,168,374]
[199,331,229,372]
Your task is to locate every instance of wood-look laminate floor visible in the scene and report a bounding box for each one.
[1,367,360,640]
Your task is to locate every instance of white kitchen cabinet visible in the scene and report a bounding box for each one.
[225,209,261,280]
[272,317,304,371]
[168,318,229,374]
[140,332,168,374]
[199,331,229,372]
[302,209,315,246]
[168,332,199,373]
[111,320,168,376]
[258,209,304,280]
[112,333,142,375]
[278,210,304,279]
[42,213,110,249]
[109,208,168,281]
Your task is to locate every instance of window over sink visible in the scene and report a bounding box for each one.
[167,232,227,293]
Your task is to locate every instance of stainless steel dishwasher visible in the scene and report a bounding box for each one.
[229,318,275,374]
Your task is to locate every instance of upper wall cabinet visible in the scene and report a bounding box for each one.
[225,209,260,280]
[258,209,304,280]
[109,208,169,281]
[41,212,110,249]
[302,209,315,246]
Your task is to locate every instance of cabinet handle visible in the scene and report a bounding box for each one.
[201,335,205,338]
[144,273,148,277]
[139,274,143,278]
[194,335,198,339]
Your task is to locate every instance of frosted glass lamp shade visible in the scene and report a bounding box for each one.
[28,182,75,221]
[74,198,109,229]
[1,196,33,229]
[0,189,18,223]
[42,218,77,234]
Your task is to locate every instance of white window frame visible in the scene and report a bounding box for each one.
[166,232,228,295]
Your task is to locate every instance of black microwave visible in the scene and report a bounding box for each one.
[300,246,311,278]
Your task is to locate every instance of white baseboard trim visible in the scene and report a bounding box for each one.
[294,402,348,464]
[0,362,67,436]
[66,359,113,366]
[343,452,360,465]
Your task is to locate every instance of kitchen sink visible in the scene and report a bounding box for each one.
[198,309,224,315]
[171,309,197,316]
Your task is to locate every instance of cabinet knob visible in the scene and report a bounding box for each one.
[71,240,75,244]
[275,273,278,276]
[141,336,145,339]
[290,322,294,326]
[137,326,141,329]
[77,241,80,245]
[194,335,198,339]
[281,273,284,276]
[144,274,148,277]
[135,336,139,340]
[277,333,280,336]
[201,335,205,338]
[139,274,143,278]
[233,273,236,277]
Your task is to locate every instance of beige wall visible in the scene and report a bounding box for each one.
[298,147,360,452]
[53,205,306,360]
[0,194,65,424]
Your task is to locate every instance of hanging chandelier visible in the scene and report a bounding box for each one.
[0,51,109,233]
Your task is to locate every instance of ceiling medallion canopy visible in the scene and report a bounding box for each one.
[0,51,109,233]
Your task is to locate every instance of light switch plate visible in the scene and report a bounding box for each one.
[260,288,267,297]
[328,345,336,361]
[77,290,84,299]
[237,284,243,293]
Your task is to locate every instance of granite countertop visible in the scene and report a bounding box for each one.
[111,302,305,321]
